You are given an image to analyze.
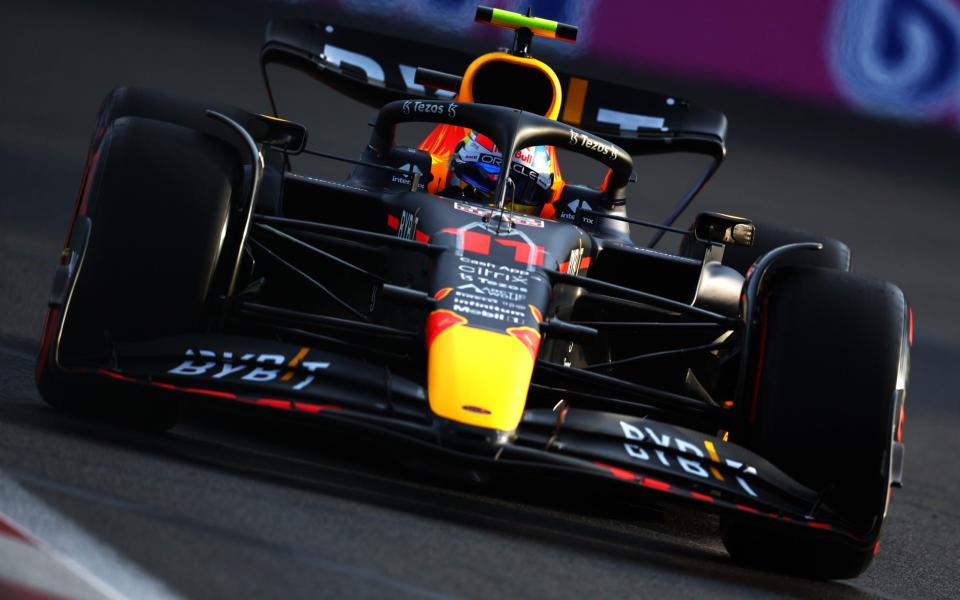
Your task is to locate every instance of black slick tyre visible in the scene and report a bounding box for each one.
[722,267,908,579]
[37,115,241,430]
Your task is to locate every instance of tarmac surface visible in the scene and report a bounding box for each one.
[1,1,959,598]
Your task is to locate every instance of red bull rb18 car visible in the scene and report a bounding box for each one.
[36,6,911,579]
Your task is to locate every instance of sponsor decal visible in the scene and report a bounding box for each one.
[565,247,584,275]
[619,420,759,497]
[597,107,667,131]
[452,256,532,324]
[390,163,427,191]
[322,43,385,83]
[529,304,543,322]
[469,153,552,191]
[506,326,542,359]
[568,129,619,161]
[440,220,547,268]
[509,161,549,189]
[425,309,468,347]
[494,238,546,267]
[167,348,328,391]
[402,100,458,118]
[559,198,592,222]
[452,202,545,228]
[398,209,419,240]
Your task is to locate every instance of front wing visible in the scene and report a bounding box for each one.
[64,333,872,546]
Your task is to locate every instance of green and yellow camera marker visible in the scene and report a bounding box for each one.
[475,6,578,43]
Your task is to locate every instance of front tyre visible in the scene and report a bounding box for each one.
[723,267,909,579]
[37,116,242,430]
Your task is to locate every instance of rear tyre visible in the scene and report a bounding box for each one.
[722,267,908,579]
[37,116,242,430]
[679,220,851,274]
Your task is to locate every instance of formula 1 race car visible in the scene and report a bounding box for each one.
[36,6,911,579]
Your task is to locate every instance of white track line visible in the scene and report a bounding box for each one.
[0,471,182,600]
[0,516,113,600]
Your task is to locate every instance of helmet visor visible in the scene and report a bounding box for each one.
[458,161,501,196]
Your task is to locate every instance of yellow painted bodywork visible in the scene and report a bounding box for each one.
[428,323,535,431]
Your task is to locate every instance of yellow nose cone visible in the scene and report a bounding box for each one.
[426,310,539,431]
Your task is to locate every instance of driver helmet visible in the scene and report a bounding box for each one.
[447,130,554,215]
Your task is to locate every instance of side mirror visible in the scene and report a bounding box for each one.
[245,114,308,154]
[693,212,755,247]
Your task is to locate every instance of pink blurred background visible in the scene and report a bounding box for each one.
[322,0,960,129]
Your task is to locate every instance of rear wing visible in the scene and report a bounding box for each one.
[260,19,727,161]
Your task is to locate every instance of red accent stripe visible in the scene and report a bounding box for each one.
[293,403,341,414]
[748,294,771,425]
[579,256,591,270]
[440,228,492,255]
[65,145,102,246]
[735,504,760,514]
[592,461,637,481]
[0,515,34,545]
[494,239,545,266]
[387,214,400,230]
[256,398,292,410]
[641,477,671,492]
[689,491,715,502]
[507,327,541,360]
[0,580,66,600]
[425,310,468,348]
[98,369,136,382]
[150,382,178,391]
[415,230,430,243]
[896,400,906,442]
[474,133,497,151]
[529,305,543,323]
[873,539,881,556]
[462,230,492,254]
[34,307,60,385]
[183,387,237,400]
[908,306,914,347]
[56,139,103,284]
[807,521,833,531]
[599,169,612,193]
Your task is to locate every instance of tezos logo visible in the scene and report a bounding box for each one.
[402,100,458,118]
[568,129,618,161]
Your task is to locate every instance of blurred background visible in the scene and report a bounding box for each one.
[1,2,958,597]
